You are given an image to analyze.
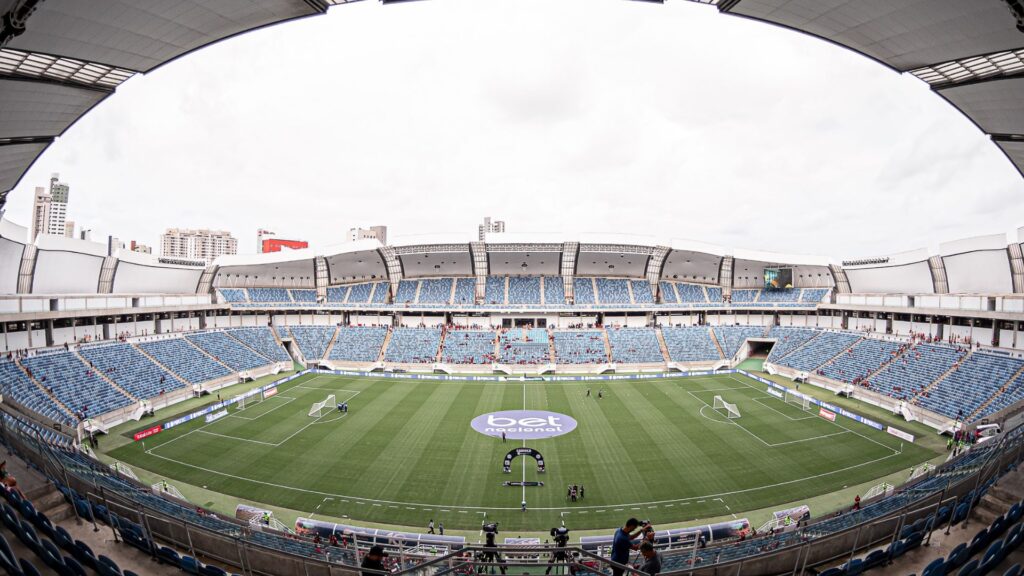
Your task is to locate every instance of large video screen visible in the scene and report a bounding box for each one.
[764,267,793,290]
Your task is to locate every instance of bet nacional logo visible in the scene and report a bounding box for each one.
[470,410,577,440]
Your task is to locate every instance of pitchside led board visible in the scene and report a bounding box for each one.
[764,267,793,290]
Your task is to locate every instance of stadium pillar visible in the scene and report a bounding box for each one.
[44,318,53,347]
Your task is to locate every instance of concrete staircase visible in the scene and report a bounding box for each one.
[181,336,235,372]
[73,351,138,402]
[378,328,393,362]
[436,327,447,362]
[655,327,672,363]
[968,362,1024,422]
[321,327,340,361]
[709,327,726,359]
[24,481,74,522]
[812,337,865,372]
[133,344,191,388]
[601,329,613,362]
[448,279,457,305]
[14,359,76,420]
[626,281,636,305]
[973,466,1024,526]
[548,329,557,364]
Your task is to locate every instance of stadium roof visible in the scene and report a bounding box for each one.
[0,0,1022,209]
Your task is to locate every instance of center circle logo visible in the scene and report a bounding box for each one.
[471,410,577,440]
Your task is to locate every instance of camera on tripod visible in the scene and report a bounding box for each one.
[482,522,499,535]
[550,526,570,545]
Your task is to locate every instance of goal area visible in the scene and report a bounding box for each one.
[309,394,336,418]
[785,391,812,411]
[712,395,741,419]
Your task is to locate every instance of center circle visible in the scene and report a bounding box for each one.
[470,410,577,440]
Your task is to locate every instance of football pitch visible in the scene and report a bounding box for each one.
[109,373,936,531]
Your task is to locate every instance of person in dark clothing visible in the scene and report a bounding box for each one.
[361,544,387,576]
[638,541,662,576]
[610,518,645,576]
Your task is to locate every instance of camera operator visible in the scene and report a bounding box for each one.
[545,527,574,575]
[478,523,507,575]
[610,518,648,576]
[637,541,662,576]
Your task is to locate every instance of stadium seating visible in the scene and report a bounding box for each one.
[79,343,183,400]
[248,288,292,303]
[23,352,134,416]
[485,277,506,305]
[553,331,607,364]
[868,344,965,402]
[327,286,348,303]
[371,282,390,303]
[347,283,373,304]
[775,331,861,372]
[661,326,720,362]
[139,338,233,384]
[730,289,758,303]
[631,280,654,304]
[573,278,596,305]
[499,329,550,364]
[218,289,247,303]
[607,327,664,363]
[442,330,495,364]
[917,352,1024,419]
[290,289,317,303]
[757,288,800,303]
[543,277,565,305]
[713,326,767,358]
[985,369,1024,417]
[0,361,75,424]
[595,278,630,304]
[418,278,453,304]
[820,337,903,384]
[288,326,337,361]
[677,283,708,303]
[385,327,442,363]
[508,276,541,305]
[186,331,275,371]
[225,327,291,363]
[706,286,723,302]
[453,277,476,305]
[328,326,388,362]
[801,288,829,303]
[766,327,820,362]
[659,282,678,304]
[395,280,418,303]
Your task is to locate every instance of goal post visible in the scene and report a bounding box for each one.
[785,391,811,411]
[309,394,336,418]
[712,395,741,419]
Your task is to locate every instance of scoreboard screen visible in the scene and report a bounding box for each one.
[764,268,793,290]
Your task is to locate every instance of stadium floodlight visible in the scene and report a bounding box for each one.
[785,391,811,411]
[309,394,336,418]
[712,395,741,419]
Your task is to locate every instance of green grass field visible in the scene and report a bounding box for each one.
[108,372,937,531]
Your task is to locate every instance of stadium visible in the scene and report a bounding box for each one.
[0,1,1024,576]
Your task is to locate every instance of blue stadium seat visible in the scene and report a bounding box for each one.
[138,339,232,384]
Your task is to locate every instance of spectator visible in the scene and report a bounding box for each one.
[610,518,644,576]
[361,545,387,576]
[638,541,662,576]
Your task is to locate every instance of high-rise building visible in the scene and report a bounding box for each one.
[130,240,152,254]
[478,216,505,240]
[347,225,387,244]
[160,228,237,264]
[29,174,71,239]
[30,187,50,240]
[64,220,75,239]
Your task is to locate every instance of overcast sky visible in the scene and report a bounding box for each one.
[6,0,1024,259]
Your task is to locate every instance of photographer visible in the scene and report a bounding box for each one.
[610,518,648,576]
[637,541,662,576]
[545,527,574,575]
[478,523,507,575]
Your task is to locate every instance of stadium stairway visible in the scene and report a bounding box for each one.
[180,337,234,374]
[13,359,75,422]
[73,351,139,403]
[862,341,912,383]
[709,328,726,359]
[912,351,971,404]
[813,336,866,372]
[224,330,279,363]
[133,344,191,390]
[775,330,824,362]
[969,363,1024,423]
[377,327,393,362]
[548,331,557,363]
[626,281,635,305]
[321,328,341,360]
[436,328,446,363]
[655,327,672,363]
[602,330,612,362]
[448,279,457,305]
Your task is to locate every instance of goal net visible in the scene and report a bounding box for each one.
[309,394,336,418]
[712,395,741,419]
[785,391,811,411]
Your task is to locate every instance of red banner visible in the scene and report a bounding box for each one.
[263,387,278,399]
[133,425,163,441]
[818,408,836,422]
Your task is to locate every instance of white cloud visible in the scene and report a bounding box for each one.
[6,0,1023,259]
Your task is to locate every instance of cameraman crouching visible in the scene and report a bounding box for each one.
[610,518,648,576]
